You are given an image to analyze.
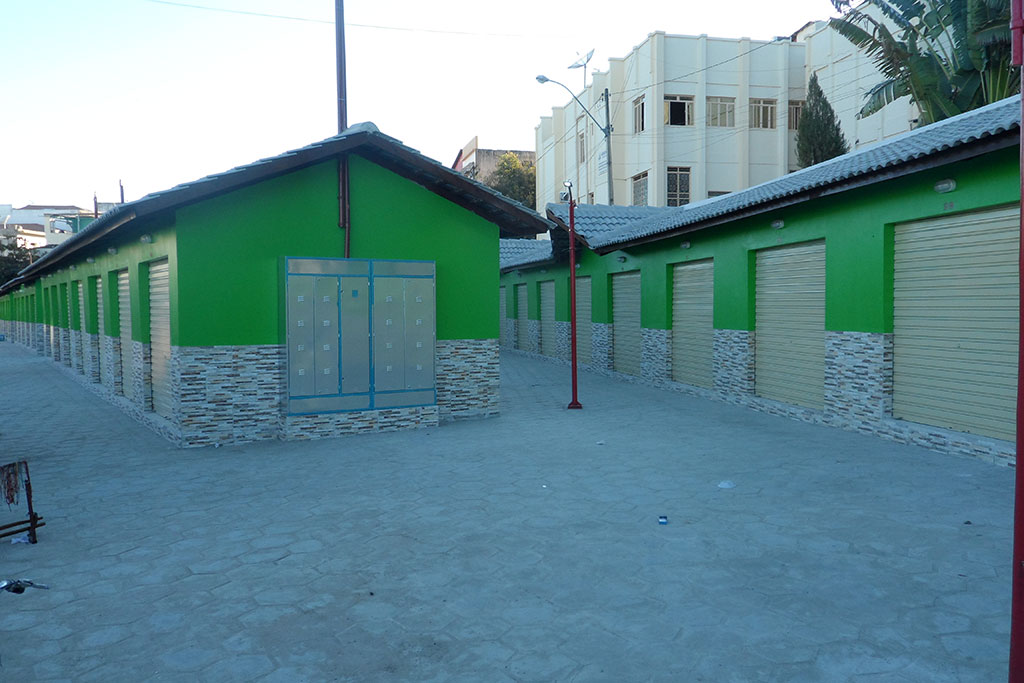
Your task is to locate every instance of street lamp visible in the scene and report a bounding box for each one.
[537,75,614,206]
[564,180,582,410]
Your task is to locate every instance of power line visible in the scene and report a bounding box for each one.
[144,0,525,37]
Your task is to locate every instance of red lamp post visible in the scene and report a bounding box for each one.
[565,181,582,410]
[1009,1,1023,679]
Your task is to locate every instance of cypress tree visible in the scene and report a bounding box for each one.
[796,74,850,168]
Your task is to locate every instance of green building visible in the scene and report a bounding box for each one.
[501,96,1021,465]
[0,123,549,446]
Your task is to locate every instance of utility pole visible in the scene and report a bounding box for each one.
[604,87,614,206]
[536,76,614,206]
[336,0,351,256]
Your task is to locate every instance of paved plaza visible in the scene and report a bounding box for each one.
[0,343,1015,681]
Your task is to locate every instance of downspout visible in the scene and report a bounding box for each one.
[336,0,351,257]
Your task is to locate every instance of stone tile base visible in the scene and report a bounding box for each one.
[70,329,83,372]
[436,338,500,421]
[591,323,613,371]
[59,328,70,366]
[555,321,571,361]
[282,405,439,440]
[824,331,893,424]
[713,329,754,395]
[526,319,541,354]
[129,341,152,411]
[33,323,44,355]
[100,334,123,394]
[174,345,286,447]
[83,332,100,382]
[502,318,517,349]
[641,328,671,384]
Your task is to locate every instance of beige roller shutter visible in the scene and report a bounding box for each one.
[96,277,104,380]
[575,276,592,364]
[612,271,642,375]
[499,287,507,346]
[515,284,528,349]
[77,281,86,373]
[755,241,825,409]
[118,270,132,399]
[149,260,172,419]
[540,280,556,356]
[894,206,1019,441]
[672,259,714,388]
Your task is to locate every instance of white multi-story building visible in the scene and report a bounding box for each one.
[798,15,920,149]
[536,20,918,210]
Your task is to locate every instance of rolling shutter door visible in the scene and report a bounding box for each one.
[499,287,507,346]
[77,281,86,373]
[96,278,104,381]
[755,241,825,409]
[575,277,592,364]
[516,284,528,349]
[540,280,556,356]
[672,259,714,388]
[149,260,172,419]
[118,270,132,399]
[612,272,642,375]
[894,207,1019,441]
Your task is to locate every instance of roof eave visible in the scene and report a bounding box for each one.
[544,207,596,250]
[357,137,550,238]
[592,131,1018,254]
[500,256,557,274]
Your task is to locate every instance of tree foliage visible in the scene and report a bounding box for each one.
[797,73,851,167]
[483,152,536,210]
[0,234,31,285]
[829,0,1020,124]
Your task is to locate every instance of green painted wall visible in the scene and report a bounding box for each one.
[500,146,1020,334]
[174,154,499,346]
[173,162,341,346]
[348,155,499,340]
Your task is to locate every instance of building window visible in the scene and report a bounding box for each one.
[578,132,586,160]
[632,172,649,206]
[588,192,595,204]
[750,98,776,129]
[664,95,694,126]
[789,101,804,130]
[706,96,735,127]
[667,167,690,207]
[707,190,730,197]
[633,96,646,134]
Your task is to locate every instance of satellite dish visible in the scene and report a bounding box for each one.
[568,49,595,90]
[568,49,595,70]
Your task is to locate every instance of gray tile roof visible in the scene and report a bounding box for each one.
[569,95,1021,251]
[500,238,553,270]
[4,122,552,294]
[544,204,673,248]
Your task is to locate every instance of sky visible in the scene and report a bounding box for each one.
[2,0,840,210]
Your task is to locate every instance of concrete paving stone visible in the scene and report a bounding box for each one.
[503,650,581,680]
[0,346,1015,679]
[159,646,221,672]
[237,604,300,627]
[78,624,131,648]
[198,653,275,682]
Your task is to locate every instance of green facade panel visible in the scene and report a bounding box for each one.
[500,147,1020,335]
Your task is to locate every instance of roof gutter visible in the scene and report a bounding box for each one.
[589,131,1018,254]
